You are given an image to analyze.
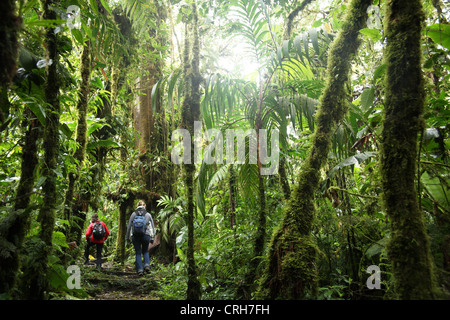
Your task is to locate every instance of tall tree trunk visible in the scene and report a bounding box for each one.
[64,41,91,242]
[0,3,37,286]
[181,1,202,300]
[69,79,110,247]
[278,157,291,200]
[338,171,360,284]
[239,172,266,297]
[239,72,267,298]
[228,164,237,228]
[133,0,170,208]
[116,191,135,264]
[23,0,61,299]
[380,0,438,299]
[0,111,40,295]
[0,0,20,123]
[0,0,20,83]
[68,0,113,247]
[256,0,371,299]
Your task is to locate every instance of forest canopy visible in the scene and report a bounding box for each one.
[0,0,449,301]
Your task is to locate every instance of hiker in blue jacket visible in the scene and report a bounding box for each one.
[126,200,155,275]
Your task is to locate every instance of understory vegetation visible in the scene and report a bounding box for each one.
[0,0,449,300]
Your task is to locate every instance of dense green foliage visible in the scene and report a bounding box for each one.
[0,0,449,300]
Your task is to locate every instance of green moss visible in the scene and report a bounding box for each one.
[63,41,90,241]
[255,227,318,299]
[278,157,291,200]
[256,0,372,299]
[0,111,41,294]
[379,0,440,300]
[19,0,63,299]
[181,1,202,300]
[0,0,20,84]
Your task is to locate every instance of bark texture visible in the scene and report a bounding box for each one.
[380,0,438,299]
[20,0,61,299]
[181,0,202,300]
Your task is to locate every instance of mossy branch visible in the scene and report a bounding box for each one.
[328,186,380,200]
[256,0,372,300]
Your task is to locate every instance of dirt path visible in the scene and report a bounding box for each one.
[82,263,160,300]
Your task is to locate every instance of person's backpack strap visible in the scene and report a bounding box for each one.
[92,220,105,240]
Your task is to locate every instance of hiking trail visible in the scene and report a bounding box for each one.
[81,260,160,300]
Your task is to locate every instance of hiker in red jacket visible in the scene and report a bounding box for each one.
[84,213,109,269]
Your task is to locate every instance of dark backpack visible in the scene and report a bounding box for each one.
[132,212,146,236]
[92,221,105,240]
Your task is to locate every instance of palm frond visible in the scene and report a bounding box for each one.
[229,0,270,65]
[119,0,157,37]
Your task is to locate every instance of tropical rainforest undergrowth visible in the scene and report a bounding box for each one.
[0,0,449,300]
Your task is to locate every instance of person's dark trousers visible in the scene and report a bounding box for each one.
[84,240,104,267]
[132,234,150,273]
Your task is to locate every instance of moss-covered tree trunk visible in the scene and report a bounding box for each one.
[68,0,112,247]
[69,79,110,246]
[0,0,20,124]
[0,110,40,296]
[63,41,91,242]
[132,0,171,211]
[238,77,267,299]
[22,0,61,299]
[380,0,438,299]
[278,157,291,200]
[0,0,38,289]
[256,0,371,299]
[228,164,237,228]
[116,191,135,264]
[181,1,202,300]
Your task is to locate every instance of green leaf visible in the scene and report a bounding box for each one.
[100,0,113,15]
[167,70,181,110]
[426,23,450,50]
[53,231,69,248]
[36,176,46,188]
[60,123,73,139]
[373,64,386,83]
[329,152,377,178]
[151,79,164,114]
[28,102,46,126]
[366,237,387,258]
[421,171,450,207]
[176,228,188,248]
[25,19,66,27]
[87,122,106,136]
[310,28,319,54]
[282,39,289,59]
[86,138,119,150]
[360,87,375,112]
[359,28,382,42]
[71,28,84,45]
[302,32,309,60]
[48,263,67,290]
[90,0,99,15]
